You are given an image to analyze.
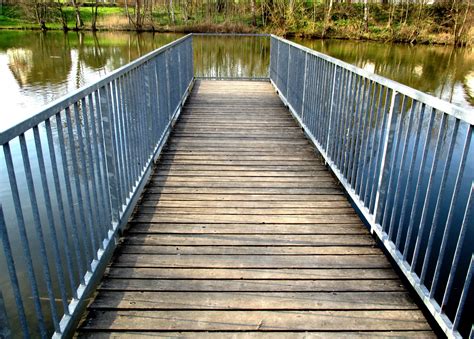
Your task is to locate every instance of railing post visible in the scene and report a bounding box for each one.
[0,289,11,339]
[373,90,400,228]
[165,50,172,121]
[300,52,308,122]
[286,44,291,99]
[325,65,339,154]
[100,84,120,224]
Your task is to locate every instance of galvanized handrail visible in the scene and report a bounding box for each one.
[0,34,193,337]
[270,34,473,339]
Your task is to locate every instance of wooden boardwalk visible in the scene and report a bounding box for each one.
[77,81,434,337]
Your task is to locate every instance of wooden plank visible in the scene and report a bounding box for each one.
[142,194,348,201]
[154,171,331,177]
[79,310,432,331]
[111,254,391,268]
[118,245,380,255]
[148,181,338,189]
[90,291,417,310]
[98,279,403,292]
[164,145,316,152]
[157,160,324,166]
[77,331,436,338]
[150,176,337,183]
[126,223,367,234]
[154,166,330,173]
[132,214,361,224]
[159,155,321,161]
[104,268,399,280]
[124,234,373,246]
[138,200,351,208]
[147,182,339,190]
[145,187,343,195]
[134,207,356,215]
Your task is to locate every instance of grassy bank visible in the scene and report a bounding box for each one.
[0,3,472,46]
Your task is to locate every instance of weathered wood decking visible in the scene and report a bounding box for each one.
[77,81,434,337]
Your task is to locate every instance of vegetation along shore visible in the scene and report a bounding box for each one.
[0,0,472,46]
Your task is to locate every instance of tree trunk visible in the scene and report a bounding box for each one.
[71,0,83,30]
[323,0,333,38]
[91,1,99,32]
[250,0,256,26]
[363,0,369,32]
[56,1,69,31]
[169,0,175,24]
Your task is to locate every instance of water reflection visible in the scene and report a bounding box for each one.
[291,38,474,110]
[0,31,184,131]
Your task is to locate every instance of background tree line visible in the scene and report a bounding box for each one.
[1,0,472,45]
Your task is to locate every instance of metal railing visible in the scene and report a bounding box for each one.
[0,34,193,338]
[270,35,473,339]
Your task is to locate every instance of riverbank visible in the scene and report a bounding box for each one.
[0,3,472,46]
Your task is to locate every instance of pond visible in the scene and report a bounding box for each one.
[0,31,473,132]
[0,31,473,337]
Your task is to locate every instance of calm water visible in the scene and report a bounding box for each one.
[292,38,474,111]
[0,31,473,132]
[0,31,473,337]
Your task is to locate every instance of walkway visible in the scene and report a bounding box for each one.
[77,80,434,337]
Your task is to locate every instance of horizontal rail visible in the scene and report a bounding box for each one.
[0,34,194,337]
[270,35,473,339]
[0,35,192,144]
[270,35,472,125]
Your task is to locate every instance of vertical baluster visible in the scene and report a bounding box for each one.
[143,63,153,158]
[414,120,459,276]
[113,78,129,203]
[72,103,101,254]
[4,142,48,336]
[369,88,392,213]
[122,74,137,185]
[428,124,471,292]
[19,133,61,333]
[100,85,120,224]
[373,91,399,226]
[380,96,407,232]
[32,126,69,314]
[55,113,89,276]
[360,82,380,202]
[87,94,109,237]
[81,97,105,247]
[333,70,358,173]
[335,70,354,171]
[94,90,113,227]
[410,114,448,269]
[325,65,339,154]
[66,107,98,260]
[0,204,29,336]
[110,81,126,211]
[395,103,427,248]
[386,99,417,240]
[364,84,384,208]
[343,75,362,180]
[441,183,473,309]
[45,119,80,293]
[452,255,473,331]
[349,77,369,186]
[300,52,308,122]
[355,80,375,196]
